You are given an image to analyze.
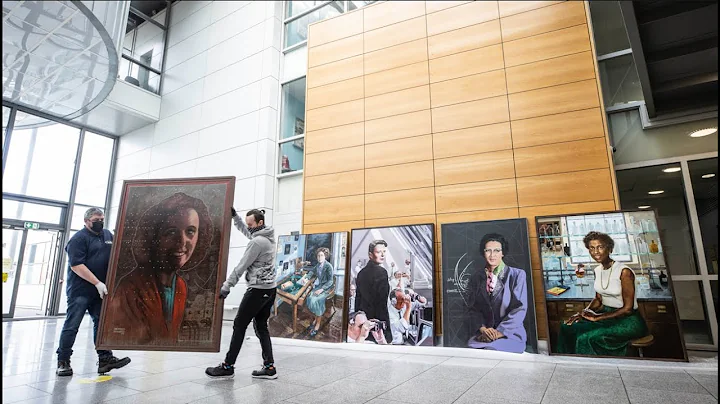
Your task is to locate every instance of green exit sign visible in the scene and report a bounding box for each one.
[23,222,39,230]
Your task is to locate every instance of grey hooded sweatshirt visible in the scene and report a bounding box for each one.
[222,215,276,292]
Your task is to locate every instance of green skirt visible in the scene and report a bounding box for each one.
[556,307,648,356]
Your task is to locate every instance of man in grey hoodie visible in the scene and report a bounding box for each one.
[205,208,278,379]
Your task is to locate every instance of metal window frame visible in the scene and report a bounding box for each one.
[276,74,307,177]
[615,153,719,350]
[129,5,168,31]
[120,53,162,76]
[1,104,117,319]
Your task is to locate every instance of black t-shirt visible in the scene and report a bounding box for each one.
[65,227,113,299]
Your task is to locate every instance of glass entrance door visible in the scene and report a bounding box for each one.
[2,228,27,317]
[14,229,60,317]
[2,227,62,318]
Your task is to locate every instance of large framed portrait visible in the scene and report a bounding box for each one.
[97,177,235,352]
[536,209,688,361]
[347,224,435,346]
[270,232,348,342]
[441,218,538,353]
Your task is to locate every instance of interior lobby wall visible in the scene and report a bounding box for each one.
[301,0,621,339]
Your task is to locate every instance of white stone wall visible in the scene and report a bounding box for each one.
[109,1,282,312]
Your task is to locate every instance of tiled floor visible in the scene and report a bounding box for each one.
[3,317,718,404]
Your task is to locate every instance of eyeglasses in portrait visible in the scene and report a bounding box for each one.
[97,177,234,352]
[347,224,435,346]
[441,218,538,353]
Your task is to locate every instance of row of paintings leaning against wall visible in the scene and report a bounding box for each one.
[95,178,687,361]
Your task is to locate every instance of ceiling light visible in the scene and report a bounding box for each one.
[702,173,716,179]
[648,190,665,195]
[689,128,717,138]
[638,206,651,209]
[662,167,681,173]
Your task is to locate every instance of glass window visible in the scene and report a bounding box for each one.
[598,54,643,107]
[280,77,306,140]
[286,1,332,18]
[2,200,64,225]
[2,106,10,149]
[617,164,699,275]
[74,133,114,208]
[348,1,376,11]
[58,230,77,314]
[123,10,165,71]
[119,57,160,94]
[674,281,713,345]
[70,204,94,231]
[589,1,631,56]
[688,158,718,275]
[279,142,304,174]
[284,2,343,47]
[2,120,80,201]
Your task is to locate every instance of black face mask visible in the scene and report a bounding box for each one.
[90,221,104,233]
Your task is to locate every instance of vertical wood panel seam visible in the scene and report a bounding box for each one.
[497,1,521,219]
[424,1,438,222]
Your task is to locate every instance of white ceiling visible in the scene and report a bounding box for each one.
[2,0,119,128]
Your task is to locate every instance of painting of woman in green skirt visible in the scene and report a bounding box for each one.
[305,248,335,338]
[557,231,649,356]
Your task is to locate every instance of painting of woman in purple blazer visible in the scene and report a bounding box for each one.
[466,233,528,353]
[441,219,538,353]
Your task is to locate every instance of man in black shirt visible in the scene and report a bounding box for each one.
[56,207,130,376]
[354,240,391,344]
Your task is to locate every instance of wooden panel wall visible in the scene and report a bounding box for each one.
[303,1,619,339]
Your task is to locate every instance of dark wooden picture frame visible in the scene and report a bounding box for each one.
[97,177,235,352]
[535,209,689,362]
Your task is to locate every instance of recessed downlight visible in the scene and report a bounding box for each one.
[689,128,717,138]
[648,190,665,195]
[702,173,716,179]
[662,167,681,173]
[638,206,651,209]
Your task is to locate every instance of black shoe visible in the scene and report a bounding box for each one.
[98,356,131,374]
[57,360,73,376]
[206,363,234,378]
[251,365,277,379]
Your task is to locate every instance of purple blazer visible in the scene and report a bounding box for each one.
[466,265,528,353]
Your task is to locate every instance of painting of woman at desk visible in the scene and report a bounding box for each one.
[539,210,687,361]
[269,232,346,342]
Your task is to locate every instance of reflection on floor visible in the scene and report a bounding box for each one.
[2,316,718,404]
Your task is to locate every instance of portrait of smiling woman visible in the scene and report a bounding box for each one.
[97,178,234,352]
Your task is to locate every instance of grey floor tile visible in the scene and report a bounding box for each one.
[280,363,363,388]
[363,399,407,404]
[284,378,396,404]
[2,385,51,404]
[391,354,451,365]
[625,387,718,404]
[101,382,225,404]
[188,380,314,404]
[330,355,393,370]
[22,383,142,404]
[107,368,203,392]
[542,371,629,404]
[419,358,497,382]
[273,353,346,371]
[455,365,555,404]
[378,373,476,404]
[353,360,436,385]
[552,363,621,378]
[619,369,708,394]
[687,372,719,399]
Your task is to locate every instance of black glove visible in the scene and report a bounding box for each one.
[230,207,237,218]
[219,288,230,299]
